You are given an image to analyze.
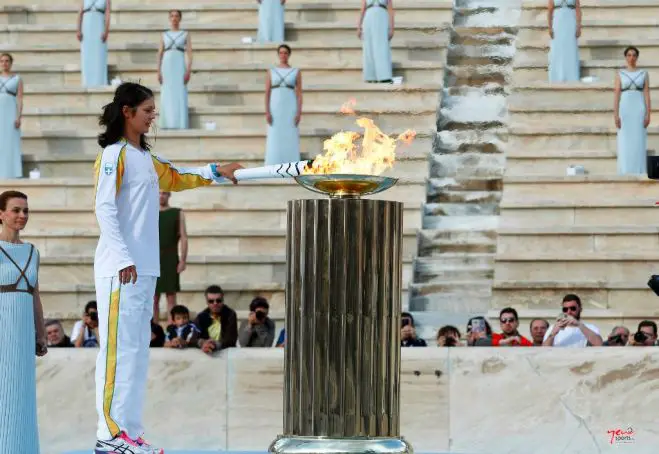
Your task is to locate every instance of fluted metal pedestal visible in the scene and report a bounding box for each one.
[269,198,412,454]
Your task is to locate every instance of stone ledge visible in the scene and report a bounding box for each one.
[506,149,615,158]
[0,41,446,52]
[523,0,659,9]
[498,226,659,235]
[510,105,659,113]
[510,124,659,134]
[0,176,426,186]
[519,18,659,27]
[495,252,659,261]
[18,82,442,94]
[500,200,657,208]
[36,348,659,453]
[0,1,453,13]
[19,127,436,139]
[20,105,438,116]
[502,174,652,183]
[21,227,420,237]
[0,22,449,32]
[514,58,659,69]
[519,39,659,50]
[13,61,445,73]
[493,279,654,290]
[35,254,417,265]
[512,81,659,90]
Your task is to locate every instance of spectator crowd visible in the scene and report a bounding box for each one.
[46,284,285,353]
[46,291,658,352]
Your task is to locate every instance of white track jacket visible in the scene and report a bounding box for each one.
[93,139,223,278]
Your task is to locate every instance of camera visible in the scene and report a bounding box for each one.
[634,331,647,344]
[89,312,98,322]
[401,318,410,327]
[445,337,457,347]
[255,311,266,322]
[607,334,625,346]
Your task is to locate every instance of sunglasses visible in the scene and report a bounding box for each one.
[562,305,578,313]
[500,317,516,324]
[207,298,224,304]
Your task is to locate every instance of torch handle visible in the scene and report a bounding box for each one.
[214,160,313,183]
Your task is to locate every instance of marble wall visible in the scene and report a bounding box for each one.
[38,348,659,454]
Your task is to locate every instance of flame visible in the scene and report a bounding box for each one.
[304,101,416,176]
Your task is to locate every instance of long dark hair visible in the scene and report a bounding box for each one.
[0,190,28,225]
[98,82,154,150]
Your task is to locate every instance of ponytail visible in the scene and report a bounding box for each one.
[97,82,154,150]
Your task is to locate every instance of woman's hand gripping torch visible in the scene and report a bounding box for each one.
[213,160,314,183]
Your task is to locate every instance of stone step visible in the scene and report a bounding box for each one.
[18,105,436,133]
[413,254,495,283]
[40,281,412,320]
[497,226,659,257]
[1,41,447,66]
[491,279,659,315]
[0,0,451,25]
[508,125,659,151]
[494,252,659,282]
[514,59,659,84]
[19,227,420,257]
[429,152,506,179]
[0,1,453,21]
[13,61,445,86]
[19,129,434,161]
[408,291,493,313]
[510,107,659,128]
[505,150,617,175]
[520,0,659,22]
[517,39,659,64]
[22,154,429,179]
[484,308,655,343]
[0,177,426,210]
[500,202,659,229]
[501,175,658,206]
[19,83,440,110]
[417,228,497,255]
[36,254,415,287]
[510,82,659,107]
[517,20,659,42]
[10,205,424,232]
[0,22,448,47]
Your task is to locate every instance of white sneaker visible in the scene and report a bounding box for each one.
[135,434,164,454]
[94,431,151,454]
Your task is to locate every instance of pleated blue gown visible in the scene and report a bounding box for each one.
[265,67,300,165]
[0,75,22,179]
[159,30,189,129]
[617,69,648,175]
[362,0,392,82]
[80,0,108,87]
[0,242,40,454]
[257,0,285,43]
[548,0,580,82]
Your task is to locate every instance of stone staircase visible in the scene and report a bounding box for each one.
[490,0,659,336]
[0,0,451,331]
[408,0,520,334]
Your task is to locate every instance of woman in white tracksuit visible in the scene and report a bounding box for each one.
[92,82,242,454]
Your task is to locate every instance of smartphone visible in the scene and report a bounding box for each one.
[471,318,486,333]
[401,318,410,327]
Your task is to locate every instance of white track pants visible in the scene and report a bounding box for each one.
[94,275,156,441]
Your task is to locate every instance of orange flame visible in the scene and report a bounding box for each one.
[304,101,416,176]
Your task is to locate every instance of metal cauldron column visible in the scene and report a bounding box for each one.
[269,175,412,454]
